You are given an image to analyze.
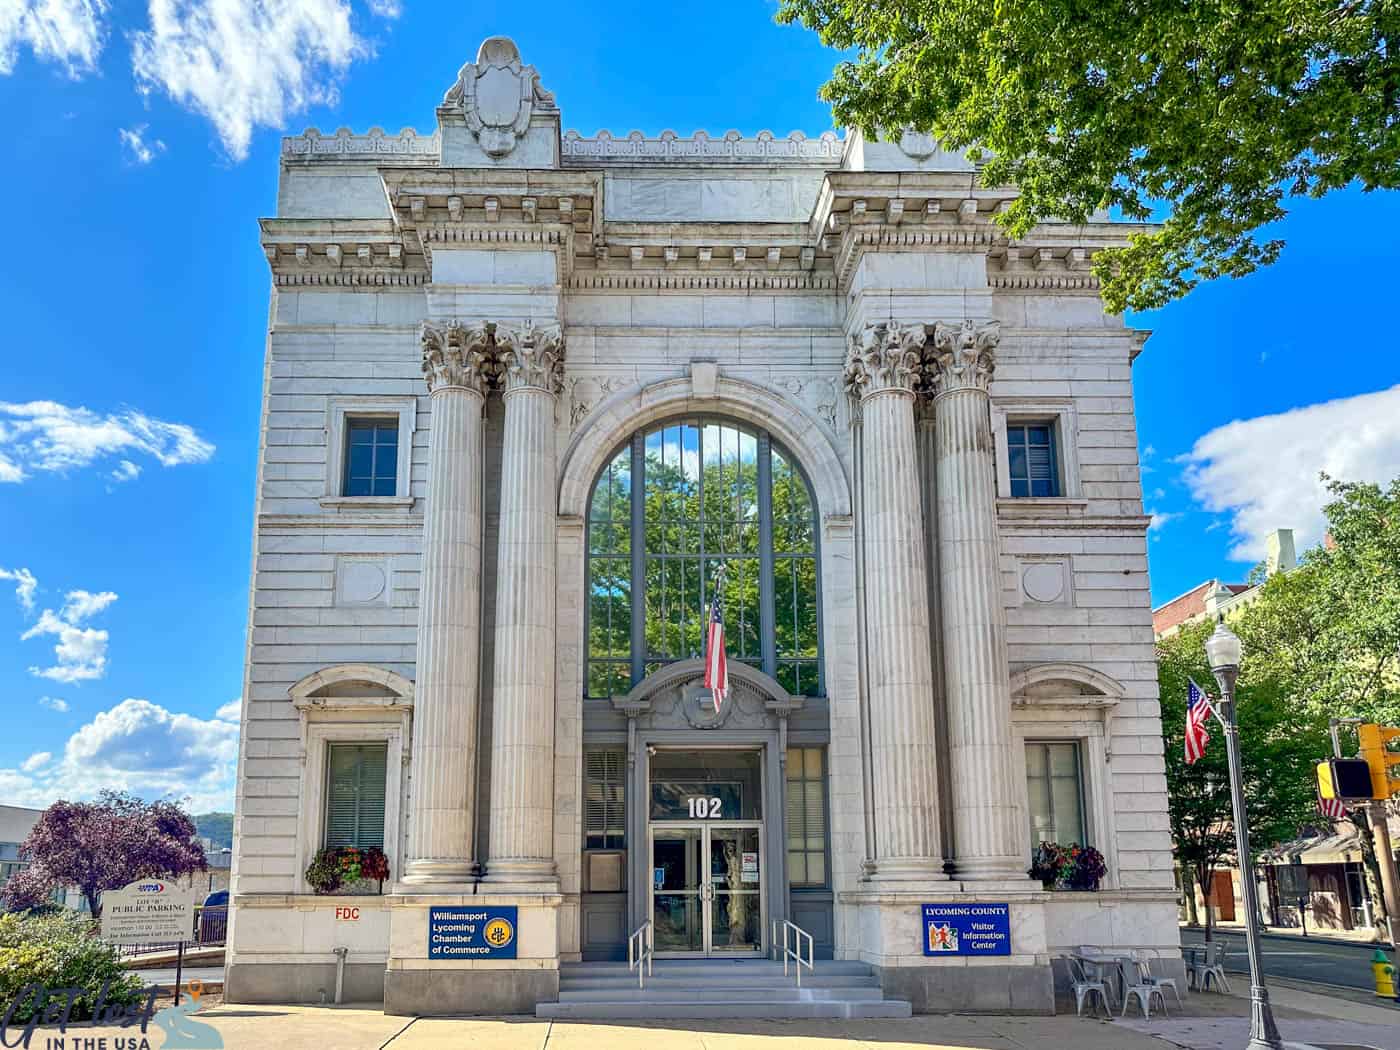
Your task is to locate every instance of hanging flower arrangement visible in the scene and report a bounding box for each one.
[1028,841,1105,891]
[305,846,391,894]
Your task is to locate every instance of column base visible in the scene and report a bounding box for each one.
[483,858,558,886]
[865,857,950,882]
[953,856,1034,883]
[400,858,478,886]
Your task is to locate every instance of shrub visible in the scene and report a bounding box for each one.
[0,911,145,1023]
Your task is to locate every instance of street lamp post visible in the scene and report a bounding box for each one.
[1205,620,1283,1050]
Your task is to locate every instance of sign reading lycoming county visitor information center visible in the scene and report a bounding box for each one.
[100,878,197,944]
[921,902,1011,956]
[427,906,518,959]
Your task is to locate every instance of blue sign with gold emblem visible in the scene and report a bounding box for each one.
[428,905,518,959]
[921,902,1011,956]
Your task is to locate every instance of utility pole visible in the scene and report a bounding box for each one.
[1368,802,1400,948]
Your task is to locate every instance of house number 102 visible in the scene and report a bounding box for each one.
[687,797,722,818]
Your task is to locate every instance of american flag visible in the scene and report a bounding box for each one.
[704,574,728,710]
[1185,678,1214,765]
[1316,794,1348,820]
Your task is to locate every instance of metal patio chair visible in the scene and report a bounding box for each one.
[1063,955,1111,1018]
[1190,941,1231,993]
[1118,958,1168,1019]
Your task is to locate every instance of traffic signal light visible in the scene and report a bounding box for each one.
[1318,758,1376,801]
[1358,724,1400,800]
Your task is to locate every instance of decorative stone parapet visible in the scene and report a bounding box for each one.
[562,128,842,164]
[281,126,440,161]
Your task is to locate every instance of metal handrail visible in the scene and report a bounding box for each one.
[771,918,814,987]
[627,919,654,989]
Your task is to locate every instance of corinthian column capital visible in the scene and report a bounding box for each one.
[927,320,1000,395]
[495,321,566,395]
[843,321,926,399]
[420,320,495,395]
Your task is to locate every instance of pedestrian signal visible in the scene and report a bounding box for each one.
[1317,758,1375,801]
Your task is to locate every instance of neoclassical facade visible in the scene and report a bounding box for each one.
[227,37,1180,1014]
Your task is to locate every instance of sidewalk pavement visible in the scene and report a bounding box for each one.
[1185,920,1392,950]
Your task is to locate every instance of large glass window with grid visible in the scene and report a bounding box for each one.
[585,420,822,698]
[785,747,828,887]
[324,742,387,849]
[1006,423,1060,497]
[343,419,399,497]
[1024,741,1086,852]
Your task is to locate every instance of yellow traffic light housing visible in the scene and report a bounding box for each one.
[1318,757,1376,801]
[1358,724,1400,800]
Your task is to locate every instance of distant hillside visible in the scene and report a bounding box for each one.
[194,812,234,850]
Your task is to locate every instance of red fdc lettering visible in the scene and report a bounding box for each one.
[335,907,360,921]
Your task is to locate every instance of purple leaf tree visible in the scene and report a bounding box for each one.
[3,791,207,918]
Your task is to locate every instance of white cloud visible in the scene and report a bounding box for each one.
[0,452,21,483]
[0,0,108,77]
[0,697,238,810]
[215,697,240,721]
[20,585,117,684]
[366,0,398,16]
[0,400,213,482]
[118,124,166,164]
[131,0,365,160]
[38,696,69,712]
[1147,509,1181,534]
[1180,385,1400,561]
[21,752,51,772]
[110,459,141,483]
[0,567,38,611]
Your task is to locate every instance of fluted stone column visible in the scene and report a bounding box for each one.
[846,322,947,881]
[928,319,1024,881]
[486,322,565,884]
[403,320,493,886]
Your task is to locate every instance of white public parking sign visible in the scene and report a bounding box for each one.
[100,878,196,945]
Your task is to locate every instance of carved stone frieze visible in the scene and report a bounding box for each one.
[843,322,927,399]
[442,37,556,159]
[926,320,1001,395]
[420,320,495,395]
[494,321,566,394]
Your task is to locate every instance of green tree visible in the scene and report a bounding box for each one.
[1159,623,1325,939]
[776,0,1400,312]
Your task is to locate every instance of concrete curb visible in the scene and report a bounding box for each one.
[1182,925,1393,952]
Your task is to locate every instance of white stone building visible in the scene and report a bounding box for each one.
[227,37,1180,1015]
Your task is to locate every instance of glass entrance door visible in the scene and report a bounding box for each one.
[650,824,763,956]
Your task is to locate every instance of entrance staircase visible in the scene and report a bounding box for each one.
[536,959,912,1019]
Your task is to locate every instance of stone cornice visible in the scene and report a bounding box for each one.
[281,126,440,165]
[567,271,836,292]
[562,128,842,165]
[260,217,425,285]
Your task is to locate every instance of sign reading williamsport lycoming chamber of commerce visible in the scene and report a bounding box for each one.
[921,902,1012,957]
[427,906,518,959]
[100,878,197,945]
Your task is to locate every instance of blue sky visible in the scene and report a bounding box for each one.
[1,0,1397,812]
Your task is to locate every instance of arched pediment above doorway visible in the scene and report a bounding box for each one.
[611,658,802,732]
[288,662,415,713]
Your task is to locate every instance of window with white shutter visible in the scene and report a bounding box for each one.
[584,749,626,850]
[785,747,828,887]
[324,742,388,849]
[1007,423,1061,497]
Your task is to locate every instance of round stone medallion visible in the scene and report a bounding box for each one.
[342,561,387,604]
[1022,563,1065,604]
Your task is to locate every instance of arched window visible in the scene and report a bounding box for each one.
[587,419,821,698]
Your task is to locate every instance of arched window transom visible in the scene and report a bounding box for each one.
[587,419,821,698]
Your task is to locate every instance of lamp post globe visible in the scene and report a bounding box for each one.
[1205,618,1282,1050]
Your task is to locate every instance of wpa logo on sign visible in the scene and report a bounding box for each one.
[137,882,167,893]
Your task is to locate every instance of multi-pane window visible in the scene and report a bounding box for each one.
[343,420,399,497]
[584,749,626,850]
[785,747,828,887]
[1025,741,1085,851]
[1007,423,1060,497]
[324,742,387,849]
[585,420,822,698]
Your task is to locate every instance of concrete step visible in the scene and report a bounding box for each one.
[561,974,880,991]
[562,960,873,977]
[536,999,913,1020]
[558,986,887,1003]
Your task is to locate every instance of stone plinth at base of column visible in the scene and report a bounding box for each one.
[384,892,561,1016]
[840,889,1054,1015]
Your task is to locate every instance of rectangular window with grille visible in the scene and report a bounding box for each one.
[785,747,828,887]
[584,749,626,850]
[324,742,387,849]
[343,419,399,497]
[1025,740,1086,853]
[1007,423,1060,497]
